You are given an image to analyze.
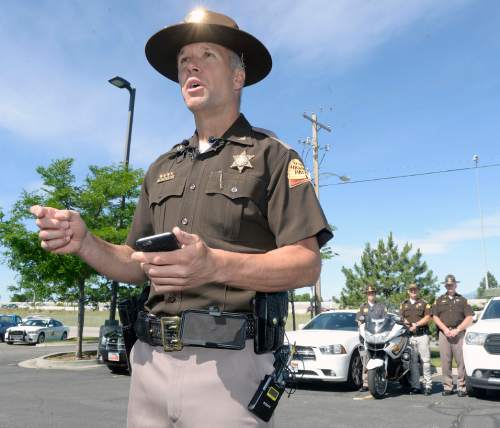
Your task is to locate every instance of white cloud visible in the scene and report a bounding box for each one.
[243,0,471,66]
[398,213,500,255]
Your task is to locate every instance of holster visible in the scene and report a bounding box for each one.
[117,286,150,373]
[254,292,288,354]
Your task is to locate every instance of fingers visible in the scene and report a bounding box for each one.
[173,226,199,247]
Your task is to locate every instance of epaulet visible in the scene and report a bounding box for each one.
[252,127,291,149]
[165,140,190,158]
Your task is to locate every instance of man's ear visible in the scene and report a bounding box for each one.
[233,68,245,90]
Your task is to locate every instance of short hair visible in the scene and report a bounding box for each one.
[228,50,245,71]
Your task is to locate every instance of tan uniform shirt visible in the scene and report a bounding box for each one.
[431,293,473,329]
[126,114,332,315]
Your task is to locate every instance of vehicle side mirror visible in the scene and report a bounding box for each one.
[473,312,480,323]
[298,323,305,330]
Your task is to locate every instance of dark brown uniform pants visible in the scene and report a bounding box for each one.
[438,330,466,392]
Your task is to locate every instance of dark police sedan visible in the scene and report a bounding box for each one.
[98,321,128,374]
[0,314,23,342]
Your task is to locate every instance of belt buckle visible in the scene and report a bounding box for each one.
[160,316,183,352]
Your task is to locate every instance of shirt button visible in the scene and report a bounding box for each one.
[189,184,196,190]
[231,186,238,193]
[166,295,176,303]
[181,217,188,225]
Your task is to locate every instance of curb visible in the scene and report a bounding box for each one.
[19,351,101,371]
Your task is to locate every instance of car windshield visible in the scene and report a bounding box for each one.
[0,315,13,323]
[23,319,47,327]
[303,312,357,331]
[482,300,500,320]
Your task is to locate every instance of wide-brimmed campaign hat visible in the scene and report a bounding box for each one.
[407,283,419,291]
[145,8,272,86]
[442,274,460,285]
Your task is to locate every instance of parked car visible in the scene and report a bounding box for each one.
[286,310,362,389]
[1,303,18,309]
[0,314,23,342]
[98,321,128,374]
[5,317,70,345]
[464,296,500,398]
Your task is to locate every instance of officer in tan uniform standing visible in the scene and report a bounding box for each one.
[432,274,473,397]
[399,283,432,395]
[357,284,386,392]
[30,8,332,427]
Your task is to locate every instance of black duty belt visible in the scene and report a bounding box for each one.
[411,326,429,337]
[135,310,255,352]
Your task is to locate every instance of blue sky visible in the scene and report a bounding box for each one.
[1,0,499,301]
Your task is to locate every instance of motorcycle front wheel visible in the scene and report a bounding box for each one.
[368,366,388,398]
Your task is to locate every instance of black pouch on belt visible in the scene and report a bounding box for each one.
[181,309,248,350]
[254,292,289,354]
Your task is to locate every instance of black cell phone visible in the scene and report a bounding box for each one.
[135,232,180,252]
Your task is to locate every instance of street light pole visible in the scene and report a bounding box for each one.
[473,155,489,289]
[108,76,136,320]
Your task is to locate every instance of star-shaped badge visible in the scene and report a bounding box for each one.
[230,150,255,173]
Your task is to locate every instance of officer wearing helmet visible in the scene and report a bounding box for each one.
[30,8,332,427]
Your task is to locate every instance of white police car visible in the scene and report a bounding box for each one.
[5,317,70,345]
[464,297,500,398]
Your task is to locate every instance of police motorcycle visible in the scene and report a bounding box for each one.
[359,307,412,398]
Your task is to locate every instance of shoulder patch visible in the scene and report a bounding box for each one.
[288,159,311,188]
[252,127,290,149]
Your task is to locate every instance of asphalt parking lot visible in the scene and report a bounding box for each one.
[1,342,499,428]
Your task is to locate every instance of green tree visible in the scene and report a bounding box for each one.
[477,272,499,298]
[339,232,438,309]
[0,159,143,358]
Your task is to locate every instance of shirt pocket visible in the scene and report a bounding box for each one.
[148,176,187,233]
[202,171,266,241]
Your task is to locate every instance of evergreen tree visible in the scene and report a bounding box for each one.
[339,232,438,309]
[477,272,499,298]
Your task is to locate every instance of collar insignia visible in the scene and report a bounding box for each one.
[157,172,175,183]
[231,150,255,173]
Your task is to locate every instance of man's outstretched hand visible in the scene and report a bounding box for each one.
[30,205,88,255]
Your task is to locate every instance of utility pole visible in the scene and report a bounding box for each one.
[302,112,331,315]
[473,155,489,289]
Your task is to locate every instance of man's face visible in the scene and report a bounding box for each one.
[445,282,457,294]
[177,42,244,113]
[367,291,375,303]
[408,288,419,299]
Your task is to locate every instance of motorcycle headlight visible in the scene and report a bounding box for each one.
[365,331,389,344]
[319,344,347,355]
[465,332,488,346]
[100,335,109,346]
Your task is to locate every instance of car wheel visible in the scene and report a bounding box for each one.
[61,332,68,341]
[466,376,487,398]
[346,351,363,390]
[37,333,45,344]
[6,341,13,345]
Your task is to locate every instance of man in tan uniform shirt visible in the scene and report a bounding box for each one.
[30,8,332,427]
[432,274,473,397]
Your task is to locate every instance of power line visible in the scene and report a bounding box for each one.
[321,162,500,187]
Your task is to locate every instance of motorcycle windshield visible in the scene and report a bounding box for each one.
[365,313,395,335]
